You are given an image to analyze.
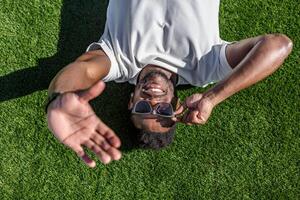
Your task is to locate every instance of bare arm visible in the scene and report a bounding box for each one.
[178,34,293,125]
[204,34,293,106]
[48,50,110,95]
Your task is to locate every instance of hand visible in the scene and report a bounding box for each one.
[175,93,215,125]
[46,81,121,167]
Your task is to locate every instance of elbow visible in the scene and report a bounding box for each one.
[276,34,293,57]
[263,34,293,58]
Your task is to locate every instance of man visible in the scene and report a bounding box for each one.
[46,0,292,168]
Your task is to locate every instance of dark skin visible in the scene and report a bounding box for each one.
[47,34,292,167]
[128,65,177,133]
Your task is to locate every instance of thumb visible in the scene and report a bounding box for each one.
[174,102,186,115]
[197,112,206,122]
[78,80,106,102]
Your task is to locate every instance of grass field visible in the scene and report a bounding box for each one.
[0,0,299,199]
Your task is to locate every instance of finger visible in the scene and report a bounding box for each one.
[196,113,206,123]
[83,140,112,164]
[90,143,112,164]
[181,111,190,124]
[171,116,181,123]
[78,80,106,102]
[196,105,210,124]
[91,133,113,151]
[182,113,193,126]
[189,111,202,124]
[91,134,122,161]
[67,142,96,168]
[96,123,121,148]
[91,133,110,149]
[106,148,122,161]
[173,102,188,123]
[81,154,97,168]
[172,112,186,123]
[182,110,201,125]
[174,102,186,115]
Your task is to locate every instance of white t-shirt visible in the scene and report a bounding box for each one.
[87,0,232,87]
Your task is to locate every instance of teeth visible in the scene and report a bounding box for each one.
[150,88,163,92]
[142,88,164,93]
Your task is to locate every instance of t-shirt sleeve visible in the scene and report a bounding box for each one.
[86,40,122,82]
[217,42,233,80]
[198,42,233,87]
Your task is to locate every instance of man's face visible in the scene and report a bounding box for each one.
[128,69,176,132]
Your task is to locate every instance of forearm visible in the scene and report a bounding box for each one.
[48,62,94,95]
[203,35,293,106]
[48,50,110,96]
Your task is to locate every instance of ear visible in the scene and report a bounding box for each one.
[128,93,134,110]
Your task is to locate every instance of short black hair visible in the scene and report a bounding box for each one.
[135,124,176,150]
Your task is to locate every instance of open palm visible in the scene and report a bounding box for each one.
[47,81,121,167]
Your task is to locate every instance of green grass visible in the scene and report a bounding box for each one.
[0,0,299,199]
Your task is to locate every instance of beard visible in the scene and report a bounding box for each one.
[138,70,175,95]
[140,70,170,84]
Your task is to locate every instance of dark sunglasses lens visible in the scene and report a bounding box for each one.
[156,103,173,116]
[135,101,151,113]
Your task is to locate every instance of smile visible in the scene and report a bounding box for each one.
[142,88,166,96]
[142,83,166,96]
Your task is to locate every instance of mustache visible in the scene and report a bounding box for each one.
[140,71,169,83]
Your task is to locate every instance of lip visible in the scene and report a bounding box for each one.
[142,82,166,96]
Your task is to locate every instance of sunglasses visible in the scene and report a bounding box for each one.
[131,100,174,118]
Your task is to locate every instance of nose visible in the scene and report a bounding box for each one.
[143,98,159,107]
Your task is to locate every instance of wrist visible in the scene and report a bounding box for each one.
[202,91,219,107]
[45,92,61,114]
[202,81,230,106]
